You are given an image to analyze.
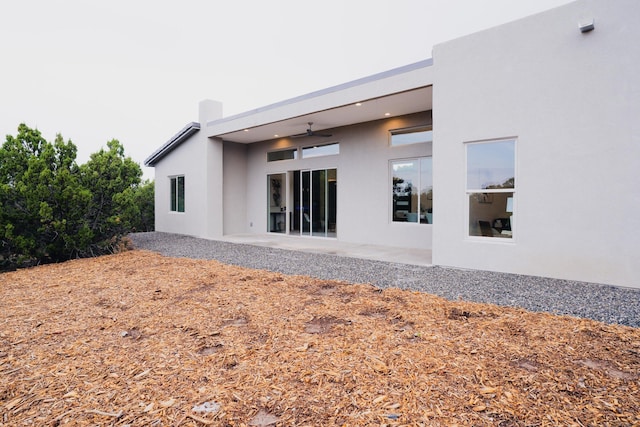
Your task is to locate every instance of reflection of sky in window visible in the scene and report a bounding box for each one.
[393,161,417,172]
[393,160,418,194]
[391,130,433,146]
[467,140,515,189]
[420,157,433,192]
[393,158,434,194]
[302,143,339,158]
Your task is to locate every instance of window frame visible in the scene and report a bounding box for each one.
[170,175,185,213]
[465,138,516,239]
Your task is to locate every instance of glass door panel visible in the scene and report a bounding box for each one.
[291,169,336,237]
[301,171,311,236]
[328,169,337,237]
[267,173,286,233]
[311,169,326,236]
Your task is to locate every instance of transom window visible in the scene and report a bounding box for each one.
[391,158,433,224]
[267,148,297,162]
[390,126,433,146]
[170,175,185,212]
[466,139,515,238]
[301,142,339,159]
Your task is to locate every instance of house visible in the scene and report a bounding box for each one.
[145,0,640,289]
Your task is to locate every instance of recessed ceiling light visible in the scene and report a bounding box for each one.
[384,112,391,116]
[274,134,279,138]
[355,102,362,106]
[244,129,249,132]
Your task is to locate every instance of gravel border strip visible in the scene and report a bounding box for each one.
[129,232,640,327]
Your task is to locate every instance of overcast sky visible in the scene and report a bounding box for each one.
[1,0,574,179]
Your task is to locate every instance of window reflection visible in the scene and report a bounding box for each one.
[267,149,297,162]
[466,139,515,238]
[391,128,433,146]
[302,143,339,158]
[392,158,433,224]
[467,140,515,190]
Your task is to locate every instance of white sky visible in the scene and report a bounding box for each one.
[0,0,574,179]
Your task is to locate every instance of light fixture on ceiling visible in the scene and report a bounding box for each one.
[384,112,391,116]
[243,129,249,132]
[355,102,362,106]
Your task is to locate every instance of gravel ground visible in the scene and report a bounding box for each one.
[129,232,640,327]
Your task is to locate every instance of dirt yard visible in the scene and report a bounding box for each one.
[1,250,639,426]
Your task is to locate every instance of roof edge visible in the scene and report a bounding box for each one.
[207,58,434,128]
[144,122,200,167]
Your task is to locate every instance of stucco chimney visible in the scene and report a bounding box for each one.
[199,99,223,125]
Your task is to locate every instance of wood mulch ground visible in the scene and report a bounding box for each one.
[1,250,639,427]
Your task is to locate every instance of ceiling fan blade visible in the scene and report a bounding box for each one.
[290,122,332,138]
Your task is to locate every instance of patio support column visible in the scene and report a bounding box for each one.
[200,99,224,239]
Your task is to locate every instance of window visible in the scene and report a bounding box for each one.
[390,127,433,146]
[170,175,185,212]
[302,142,339,158]
[391,158,433,224]
[466,139,515,238]
[267,148,297,162]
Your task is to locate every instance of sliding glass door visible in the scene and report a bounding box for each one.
[292,169,336,237]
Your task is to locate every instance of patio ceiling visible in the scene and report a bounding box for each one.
[213,86,433,144]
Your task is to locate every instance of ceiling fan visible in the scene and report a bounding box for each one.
[292,122,332,138]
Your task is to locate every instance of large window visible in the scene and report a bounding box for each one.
[391,158,433,224]
[170,175,185,212]
[466,139,515,238]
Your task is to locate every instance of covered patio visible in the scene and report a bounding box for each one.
[220,233,432,266]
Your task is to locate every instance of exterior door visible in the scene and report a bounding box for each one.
[292,169,336,237]
[267,173,286,233]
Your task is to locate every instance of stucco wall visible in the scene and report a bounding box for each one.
[153,132,209,237]
[244,112,434,250]
[432,0,640,287]
[223,141,248,235]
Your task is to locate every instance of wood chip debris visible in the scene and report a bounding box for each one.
[1,250,639,426]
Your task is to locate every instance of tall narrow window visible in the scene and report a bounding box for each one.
[391,157,433,224]
[170,175,185,212]
[466,139,515,238]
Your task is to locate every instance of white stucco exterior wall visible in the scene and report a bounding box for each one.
[244,112,433,250]
[153,132,209,237]
[432,0,640,287]
[223,141,248,235]
[153,100,224,239]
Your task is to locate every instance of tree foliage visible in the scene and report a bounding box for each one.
[0,124,154,270]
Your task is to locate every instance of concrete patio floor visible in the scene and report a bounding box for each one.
[220,233,432,266]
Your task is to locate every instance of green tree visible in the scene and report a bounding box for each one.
[0,125,90,267]
[80,139,143,253]
[132,179,155,232]
[1,125,152,270]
